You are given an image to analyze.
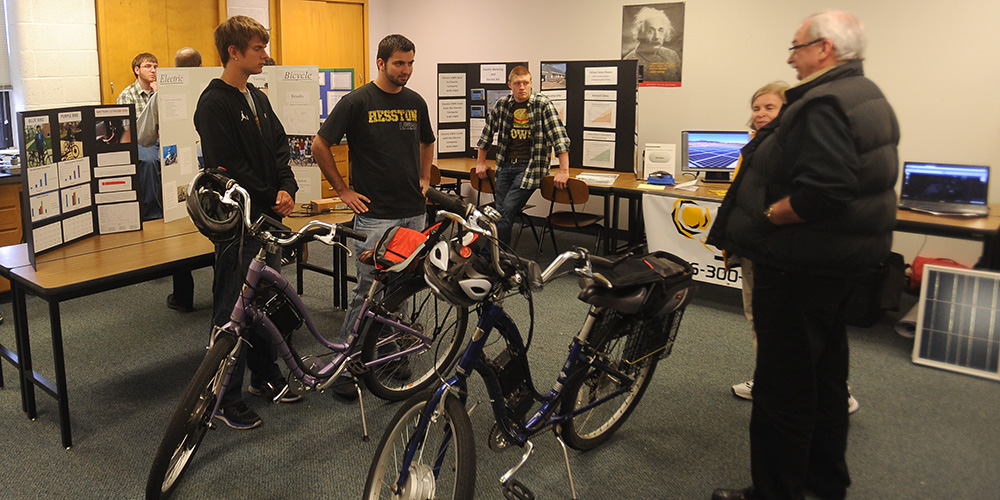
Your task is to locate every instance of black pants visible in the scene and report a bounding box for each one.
[214,237,284,407]
[749,263,853,500]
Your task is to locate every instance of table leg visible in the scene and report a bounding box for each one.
[48,300,73,449]
[14,284,36,418]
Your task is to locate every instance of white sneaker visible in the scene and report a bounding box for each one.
[847,393,860,415]
[731,379,753,400]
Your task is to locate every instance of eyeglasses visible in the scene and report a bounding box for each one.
[788,39,823,54]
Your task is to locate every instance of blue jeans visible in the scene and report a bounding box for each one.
[494,161,535,246]
[214,236,284,407]
[339,213,427,343]
[138,143,163,220]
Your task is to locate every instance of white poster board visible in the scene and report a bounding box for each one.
[643,194,742,289]
[157,66,321,221]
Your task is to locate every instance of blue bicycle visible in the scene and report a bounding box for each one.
[363,189,698,499]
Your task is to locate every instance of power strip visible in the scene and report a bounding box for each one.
[310,197,348,213]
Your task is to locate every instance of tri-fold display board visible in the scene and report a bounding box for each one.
[17,105,141,265]
[436,59,637,173]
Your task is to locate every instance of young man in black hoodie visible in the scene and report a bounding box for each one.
[194,15,300,430]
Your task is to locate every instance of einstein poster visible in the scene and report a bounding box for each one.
[622,3,685,87]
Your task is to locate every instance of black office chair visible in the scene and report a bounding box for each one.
[467,167,539,249]
[536,176,604,259]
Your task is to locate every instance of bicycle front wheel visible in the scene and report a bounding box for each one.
[364,391,476,500]
[361,279,468,401]
[559,315,659,451]
[146,333,238,499]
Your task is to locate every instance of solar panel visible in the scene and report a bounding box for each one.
[913,264,1000,381]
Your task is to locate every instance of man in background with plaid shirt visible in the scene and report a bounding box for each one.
[476,65,570,246]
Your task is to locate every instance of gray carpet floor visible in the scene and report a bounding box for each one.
[0,228,998,499]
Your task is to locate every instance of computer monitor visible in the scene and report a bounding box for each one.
[680,131,751,183]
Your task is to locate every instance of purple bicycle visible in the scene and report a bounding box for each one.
[146,171,469,499]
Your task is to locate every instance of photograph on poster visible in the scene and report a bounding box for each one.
[95,118,132,146]
[471,105,486,118]
[471,88,485,101]
[486,89,511,118]
[25,116,53,167]
[287,135,316,166]
[163,144,178,166]
[541,63,567,90]
[59,114,85,161]
[622,2,685,87]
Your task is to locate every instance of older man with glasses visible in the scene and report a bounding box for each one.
[708,10,899,500]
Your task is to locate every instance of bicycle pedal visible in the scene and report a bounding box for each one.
[502,479,535,500]
[346,358,368,376]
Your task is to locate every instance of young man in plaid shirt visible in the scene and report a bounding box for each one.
[475,66,570,246]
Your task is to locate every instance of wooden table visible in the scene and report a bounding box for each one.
[435,158,640,254]
[0,213,351,448]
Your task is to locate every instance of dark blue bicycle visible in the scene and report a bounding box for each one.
[363,189,698,499]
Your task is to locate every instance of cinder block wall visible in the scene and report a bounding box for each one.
[6,0,101,123]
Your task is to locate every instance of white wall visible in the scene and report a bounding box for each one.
[372,0,1000,266]
[5,0,101,121]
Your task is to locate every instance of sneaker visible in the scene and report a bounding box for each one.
[732,379,753,400]
[248,380,303,403]
[847,393,860,415]
[213,401,262,430]
[166,294,195,313]
[329,374,358,401]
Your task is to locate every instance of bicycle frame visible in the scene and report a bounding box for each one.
[205,242,437,417]
[394,300,640,490]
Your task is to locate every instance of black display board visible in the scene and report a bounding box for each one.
[18,104,141,265]
[436,59,637,173]
[540,59,637,172]
[436,61,527,160]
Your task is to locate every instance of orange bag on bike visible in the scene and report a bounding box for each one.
[373,226,428,270]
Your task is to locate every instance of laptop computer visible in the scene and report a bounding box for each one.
[898,162,990,217]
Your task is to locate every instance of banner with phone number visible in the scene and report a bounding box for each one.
[643,194,743,289]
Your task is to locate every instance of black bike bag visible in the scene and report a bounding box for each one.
[578,251,696,316]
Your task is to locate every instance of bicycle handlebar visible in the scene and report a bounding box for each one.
[423,188,612,290]
[217,181,367,248]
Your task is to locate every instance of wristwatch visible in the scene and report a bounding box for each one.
[764,205,776,224]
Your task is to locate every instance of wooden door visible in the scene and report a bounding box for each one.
[96,0,223,104]
[276,0,368,88]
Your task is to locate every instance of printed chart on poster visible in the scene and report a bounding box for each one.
[18,105,141,264]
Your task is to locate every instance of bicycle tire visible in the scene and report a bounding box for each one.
[559,314,659,451]
[363,391,476,500]
[360,279,468,401]
[146,334,238,499]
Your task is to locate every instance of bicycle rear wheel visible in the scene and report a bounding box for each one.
[146,333,238,499]
[363,391,476,500]
[559,314,659,451]
[360,279,468,401]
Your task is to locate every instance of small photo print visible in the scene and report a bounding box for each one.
[471,88,486,101]
[541,63,567,90]
[25,116,54,168]
[163,144,178,166]
[96,118,132,145]
[470,105,486,118]
[287,135,315,166]
[59,120,85,161]
[176,183,188,204]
